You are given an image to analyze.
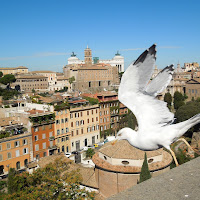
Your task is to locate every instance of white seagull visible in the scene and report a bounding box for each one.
[114,44,199,166]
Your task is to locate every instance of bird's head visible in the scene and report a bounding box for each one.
[112,127,136,145]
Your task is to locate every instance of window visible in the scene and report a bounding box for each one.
[35,144,39,151]
[61,128,64,134]
[100,111,102,116]
[16,150,20,157]
[23,139,27,145]
[61,137,65,142]
[57,138,60,143]
[87,119,89,123]
[92,118,94,122]
[76,121,79,126]
[43,143,46,149]
[100,126,103,131]
[49,131,53,137]
[80,112,83,117]
[16,161,20,170]
[57,129,60,135]
[97,135,98,139]
[72,142,74,147]
[7,152,12,159]
[34,127,38,132]
[61,119,64,123]
[81,128,83,134]
[0,154,2,161]
[66,137,69,140]
[65,118,68,122]
[7,143,11,149]
[42,133,46,139]
[96,117,98,121]
[96,125,99,130]
[76,130,79,135]
[71,131,74,137]
[36,154,40,160]
[87,111,89,115]
[70,113,73,119]
[96,109,98,114]
[15,141,20,147]
[0,145,2,151]
[66,128,69,133]
[62,145,64,152]
[89,81,91,87]
[56,120,60,124]
[71,122,73,127]
[43,152,47,157]
[23,148,28,154]
[92,110,93,114]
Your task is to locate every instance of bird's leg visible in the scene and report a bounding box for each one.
[177,138,194,153]
[169,148,179,167]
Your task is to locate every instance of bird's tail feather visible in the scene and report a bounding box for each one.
[175,113,200,137]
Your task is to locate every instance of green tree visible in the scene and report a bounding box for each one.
[86,148,95,158]
[175,101,200,137]
[173,91,185,110]
[139,153,151,183]
[0,71,3,78]
[0,74,16,86]
[5,158,95,200]
[164,92,172,109]
[7,168,18,194]
[69,76,75,84]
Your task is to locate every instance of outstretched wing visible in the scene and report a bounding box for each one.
[118,45,174,133]
[145,64,174,96]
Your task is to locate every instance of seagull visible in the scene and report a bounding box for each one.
[114,44,199,166]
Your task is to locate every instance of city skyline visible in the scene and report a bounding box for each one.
[1,0,200,71]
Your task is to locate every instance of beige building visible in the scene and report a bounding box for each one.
[185,78,200,101]
[0,66,28,75]
[69,104,100,152]
[93,140,172,198]
[63,47,119,93]
[14,74,48,92]
[54,108,71,153]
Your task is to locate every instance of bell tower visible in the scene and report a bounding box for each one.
[84,45,92,66]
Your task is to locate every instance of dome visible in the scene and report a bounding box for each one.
[93,140,172,173]
[68,56,79,61]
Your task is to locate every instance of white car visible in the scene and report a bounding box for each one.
[65,153,71,158]
[80,146,89,151]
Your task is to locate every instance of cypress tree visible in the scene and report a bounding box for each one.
[7,168,18,194]
[139,152,151,183]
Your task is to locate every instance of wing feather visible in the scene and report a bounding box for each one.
[118,44,174,133]
[145,65,174,96]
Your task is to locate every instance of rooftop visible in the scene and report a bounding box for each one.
[108,157,200,200]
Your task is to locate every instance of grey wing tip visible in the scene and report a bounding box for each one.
[149,44,157,57]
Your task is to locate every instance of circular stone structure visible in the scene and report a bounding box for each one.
[92,140,172,198]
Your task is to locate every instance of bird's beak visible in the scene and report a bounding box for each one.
[111,139,118,145]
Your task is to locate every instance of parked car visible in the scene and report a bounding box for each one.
[80,146,88,151]
[71,151,78,155]
[65,153,71,158]
[88,145,95,149]
[94,143,98,148]
[98,142,104,146]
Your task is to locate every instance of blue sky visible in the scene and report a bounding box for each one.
[0,0,200,72]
